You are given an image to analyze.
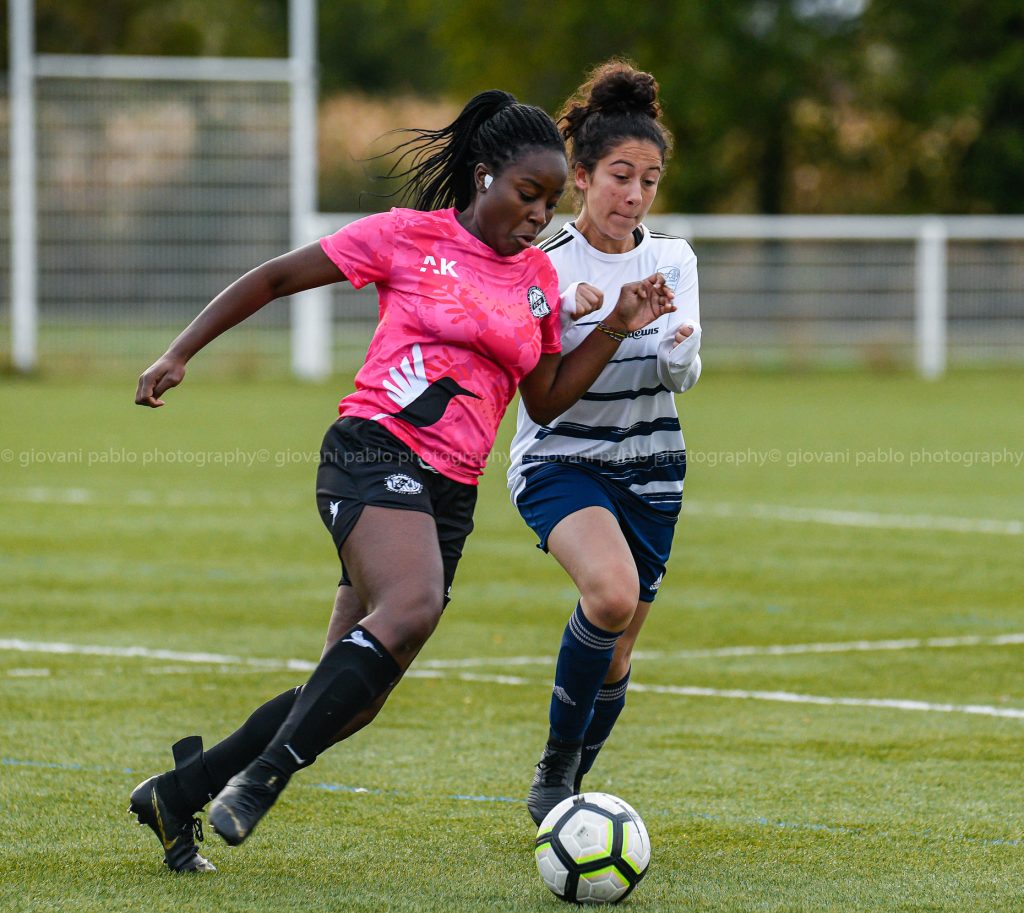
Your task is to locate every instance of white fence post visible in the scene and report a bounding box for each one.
[915,217,948,379]
[288,0,331,381]
[9,0,38,373]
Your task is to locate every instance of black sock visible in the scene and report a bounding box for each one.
[155,735,206,819]
[198,687,301,801]
[161,687,301,815]
[259,625,400,775]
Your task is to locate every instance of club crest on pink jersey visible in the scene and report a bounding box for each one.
[528,286,550,318]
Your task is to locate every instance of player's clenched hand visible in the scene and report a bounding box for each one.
[135,354,187,407]
[606,273,675,334]
[572,282,604,319]
[673,323,695,345]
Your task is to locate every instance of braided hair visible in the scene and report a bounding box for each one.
[382,90,565,211]
[559,60,673,172]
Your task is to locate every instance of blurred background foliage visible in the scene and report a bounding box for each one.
[11,0,1024,214]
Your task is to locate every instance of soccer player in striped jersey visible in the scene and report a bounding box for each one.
[128,89,675,872]
[506,62,703,825]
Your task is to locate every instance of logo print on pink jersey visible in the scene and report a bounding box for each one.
[419,255,458,277]
[374,344,479,428]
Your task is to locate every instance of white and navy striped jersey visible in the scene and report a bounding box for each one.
[507,220,700,514]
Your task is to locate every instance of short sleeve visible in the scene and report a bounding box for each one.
[536,256,562,354]
[319,210,398,290]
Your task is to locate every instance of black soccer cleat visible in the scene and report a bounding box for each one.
[128,736,215,874]
[527,736,583,826]
[208,758,290,846]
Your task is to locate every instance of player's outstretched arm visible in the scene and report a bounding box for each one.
[518,273,675,426]
[135,243,346,407]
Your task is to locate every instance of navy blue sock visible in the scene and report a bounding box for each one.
[549,603,622,743]
[577,668,630,784]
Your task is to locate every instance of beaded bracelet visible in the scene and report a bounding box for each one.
[596,322,628,342]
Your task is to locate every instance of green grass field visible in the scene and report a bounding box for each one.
[2,369,1023,912]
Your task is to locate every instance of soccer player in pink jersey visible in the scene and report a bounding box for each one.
[128,89,674,871]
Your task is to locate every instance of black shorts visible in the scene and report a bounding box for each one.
[315,417,477,604]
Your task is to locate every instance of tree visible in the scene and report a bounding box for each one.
[9,0,1023,213]
[856,0,1024,212]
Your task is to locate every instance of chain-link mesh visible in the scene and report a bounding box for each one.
[33,77,291,376]
[692,238,917,368]
[948,241,1024,364]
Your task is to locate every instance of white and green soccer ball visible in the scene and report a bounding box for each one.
[534,792,651,904]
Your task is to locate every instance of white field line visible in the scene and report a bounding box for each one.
[0,486,300,508]
[683,501,1023,536]
[5,632,1024,674]
[0,638,317,672]
[629,683,1024,720]
[3,487,1020,535]
[2,638,1023,721]
[634,632,1024,662]
[0,639,530,686]
[413,632,1024,670]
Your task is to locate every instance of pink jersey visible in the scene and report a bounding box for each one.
[320,208,561,485]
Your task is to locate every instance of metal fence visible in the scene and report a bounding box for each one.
[656,215,1024,373]
[306,212,1024,378]
[2,0,316,379]
[0,85,10,346]
[29,75,293,374]
[3,0,1022,379]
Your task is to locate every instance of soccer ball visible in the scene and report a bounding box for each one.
[534,792,651,904]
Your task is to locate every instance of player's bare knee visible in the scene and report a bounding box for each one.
[386,597,444,654]
[582,578,639,632]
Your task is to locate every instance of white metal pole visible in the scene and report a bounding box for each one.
[915,218,948,379]
[289,0,331,381]
[9,0,38,373]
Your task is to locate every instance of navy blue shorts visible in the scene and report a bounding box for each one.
[515,461,678,604]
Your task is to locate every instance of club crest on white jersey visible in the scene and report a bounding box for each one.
[656,265,681,290]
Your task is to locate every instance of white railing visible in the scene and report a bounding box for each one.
[651,215,1024,379]
[303,212,1024,379]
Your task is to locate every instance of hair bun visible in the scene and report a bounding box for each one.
[587,64,660,119]
[557,59,672,168]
